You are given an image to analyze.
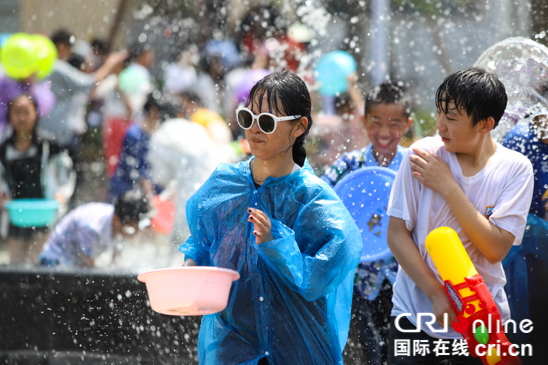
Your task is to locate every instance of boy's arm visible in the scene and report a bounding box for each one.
[388,216,457,326]
[410,148,514,264]
[321,151,361,187]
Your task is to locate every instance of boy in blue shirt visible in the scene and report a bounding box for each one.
[322,81,413,365]
[108,92,180,203]
[502,111,548,219]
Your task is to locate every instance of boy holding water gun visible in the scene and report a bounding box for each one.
[322,81,413,364]
[387,67,534,364]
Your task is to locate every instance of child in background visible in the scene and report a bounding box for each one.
[0,94,75,264]
[108,91,179,203]
[39,190,149,268]
[178,91,233,145]
[321,82,412,365]
[308,74,370,174]
[387,67,533,364]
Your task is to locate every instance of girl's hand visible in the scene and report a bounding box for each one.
[183,258,196,267]
[248,208,274,245]
[0,192,9,207]
[410,148,457,198]
[54,192,67,207]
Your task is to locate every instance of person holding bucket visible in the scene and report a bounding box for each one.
[180,71,362,364]
[0,94,75,264]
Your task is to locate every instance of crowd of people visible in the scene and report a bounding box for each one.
[0,17,546,365]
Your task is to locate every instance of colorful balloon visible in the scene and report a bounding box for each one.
[118,65,150,93]
[0,33,37,80]
[235,69,270,104]
[32,34,57,80]
[314,50,357,96]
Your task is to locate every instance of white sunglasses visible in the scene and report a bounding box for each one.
[235,107,301,134]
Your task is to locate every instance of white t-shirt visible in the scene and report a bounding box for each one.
[387,136,534,339]
[40,203,118,266]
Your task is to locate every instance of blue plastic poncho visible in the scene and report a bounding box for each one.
[179,159,362,365]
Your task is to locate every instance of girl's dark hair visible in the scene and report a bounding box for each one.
[435,67,507,128]
[247,71,313,166]
[6,94,40,143]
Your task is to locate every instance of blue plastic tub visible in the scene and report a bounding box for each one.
[333,167,397,263]
[5,199,59,228]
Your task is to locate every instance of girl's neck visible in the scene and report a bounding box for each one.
[251,152,296,185]
[14,133,33,151]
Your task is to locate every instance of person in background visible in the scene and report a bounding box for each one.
[123,41,155,118]
[192,40,239,115]
[321,81,412,365]
[0,94,75,264]
[308,74,370,174]
[39,190,149,268]
[0,74,55,138]
[503,110,548,220]
[103,40,154,178]
[180,71,362,364]
[40,28,127,154]
[501,107,548,350]
[85,38,110,128]
[147,110,223,247]
[40,29,127,205]
[108,91,180,203]
[163,46,198,95]
[179,91,233,145]
[90,38,108,71]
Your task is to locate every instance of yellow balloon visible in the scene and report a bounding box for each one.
[32,34,57,79]
[0,33,37,79]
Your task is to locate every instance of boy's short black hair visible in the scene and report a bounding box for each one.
[435,67,507,128]
[128,41,152,61]
[144,91,181,121]
[179,90,203,106]
[50,29,75,46]
[91,38,107,54]
[67,53,86,71]
[365,82,411,119]
[114,190,149,225]
[334,92,354,114]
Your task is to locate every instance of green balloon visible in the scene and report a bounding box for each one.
[32,34,57,80]
[118,66,149,93]
[473,323,489,345]
[0,33,37,80]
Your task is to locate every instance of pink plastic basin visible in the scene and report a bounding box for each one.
[137,267,240,316]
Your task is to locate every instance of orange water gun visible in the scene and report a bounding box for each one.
[425,227,521,365]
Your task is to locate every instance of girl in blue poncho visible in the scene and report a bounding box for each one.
[181,71,362,365]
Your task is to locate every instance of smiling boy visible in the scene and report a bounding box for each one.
[322,82,412,364]
[386,67,534,364]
